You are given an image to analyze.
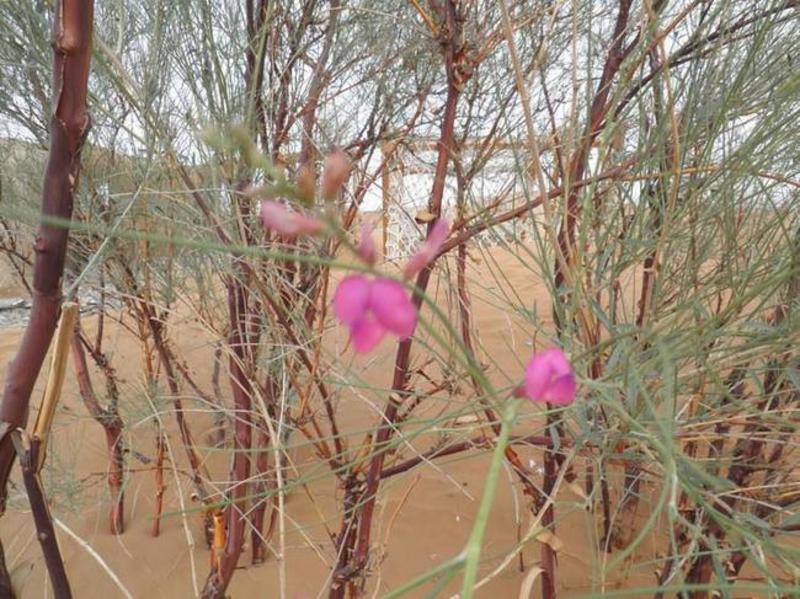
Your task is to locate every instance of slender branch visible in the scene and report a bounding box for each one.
[70,314,125,534]
[330,3,468,594]
[381,434,556,479]
[12,433,72,598]
[201,269,254,599]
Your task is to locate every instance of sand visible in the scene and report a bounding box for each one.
[0,248,661,599]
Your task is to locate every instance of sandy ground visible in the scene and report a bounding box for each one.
[0,247,662,599]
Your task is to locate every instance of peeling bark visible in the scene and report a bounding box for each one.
[0,1,94,593]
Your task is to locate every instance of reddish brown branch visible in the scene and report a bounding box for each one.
[546,3,634,595]
[173,357,227,446]
[669,302,797,596]
[12,434,72,598]
[0,537,12,598]
[381,434,555,479]
[452,170,543,502]
[140,299,211,504]
[0,0,94,505]
[297,0,341,168]
[244,0,271,154]
[201,270,254,598]
[70,316,125,534]
[178,168,344,471]
[616,49,673,549]
[250,425,273,565]
[329,3,466,594]
[614,1,799,124]
[555,0,633,287]
[684,363,786,596]
[152,431,167,537]
[438,160,635,257]
[0,1,94,591]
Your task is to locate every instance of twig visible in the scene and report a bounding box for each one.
[11,432,71,598]
[52,518,133,599]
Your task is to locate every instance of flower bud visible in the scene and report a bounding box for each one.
[321,148,350,200]
[296,163,316,203]
[356,221,379,266]
[403,218,450,279]
[260,201,323,237]
[523,348,576,406]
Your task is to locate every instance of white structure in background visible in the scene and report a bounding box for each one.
[379,139,545,260]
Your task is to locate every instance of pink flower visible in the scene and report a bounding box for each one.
[523,348,576,406]
[333,275,417,353]
[403,218,450,279]
[260,201,323,237]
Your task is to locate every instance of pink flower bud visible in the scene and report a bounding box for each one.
[523,348,576,406]
[403,218,450,279]
[321,148,350,200]
[356,222,379,266]
[260,201,323,237]
[296,163,316,201]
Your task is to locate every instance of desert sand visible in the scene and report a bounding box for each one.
[0,247,660,599]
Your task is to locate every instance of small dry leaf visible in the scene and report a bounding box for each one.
[242,184,277,199]
[536,530,564,552]
[567,481,588,501]
[518,566,544,599]
[414,210,437,224]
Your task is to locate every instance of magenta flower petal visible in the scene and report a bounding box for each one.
[260,201,323,236]
[402,218,450,279]
[369,278,417,338]
[541,348,572,377]
[298,214,324,234]
[333,275,371,326]
[350,317,386,353]
[426,218,450,251]
[546,374,577,406]
[401,253,428,281]
[260,201,290,232]
[523,348,576,406]
[524,353,551,402]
